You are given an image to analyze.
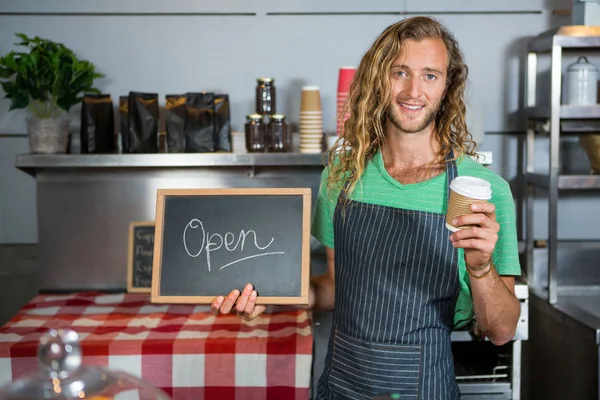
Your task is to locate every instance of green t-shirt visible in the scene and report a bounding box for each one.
[311,150,522,328]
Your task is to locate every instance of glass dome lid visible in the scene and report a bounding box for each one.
[0,329,171,400]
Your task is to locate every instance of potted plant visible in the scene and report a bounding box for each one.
[0,33,104,154]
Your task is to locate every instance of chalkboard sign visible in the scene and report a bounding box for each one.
[151,188,311,305]
[127,221,155,293]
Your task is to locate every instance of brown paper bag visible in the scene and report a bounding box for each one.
[580,135,600,174]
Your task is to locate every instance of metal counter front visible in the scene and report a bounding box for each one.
[527,289,600,400]
[15,153,326,291]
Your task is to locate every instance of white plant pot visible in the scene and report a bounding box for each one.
[27,117,70,154]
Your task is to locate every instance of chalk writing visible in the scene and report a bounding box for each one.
[136,229,154,245]
[183,218,284,272]
[136,245,153,257]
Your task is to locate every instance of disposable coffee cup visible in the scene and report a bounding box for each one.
[446,176,492,232]
[301,86,322,112]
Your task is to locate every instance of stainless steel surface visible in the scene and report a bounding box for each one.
[561,119,600,134]
[530,247,600,293]
[457,383,512,397]
[556,294,600,344]
[525,128,535,282]
[550,240,600,250]
[33,166,323,290]
[527,104,600,119]
[15,152,327,177]
[526,173,600,189]
[530,287,600,339]
[456,366,508,381]
[524,53,537,286]
[528,293,599,400]
[511,340,522,400]
[528,27,600,52]
[516,130,525,255]
[526,53,537,108]
[548,44,562,305]
[459,394,511,400]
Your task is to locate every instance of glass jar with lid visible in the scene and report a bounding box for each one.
[255,78,276,115]
[0,328,171,400]
[267,114,290,152]
[245,114,266,153]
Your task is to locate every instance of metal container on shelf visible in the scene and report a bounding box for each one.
[565,56,598,106]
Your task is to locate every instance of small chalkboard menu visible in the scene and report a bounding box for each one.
[127,221,155,293]
[151,188,311,305]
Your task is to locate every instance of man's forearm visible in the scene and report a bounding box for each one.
[470,267,520,346]
[308,274,335,311]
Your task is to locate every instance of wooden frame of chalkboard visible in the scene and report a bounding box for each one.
[127,221,155,293]
[151,188,312,305]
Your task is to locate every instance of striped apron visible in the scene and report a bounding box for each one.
[315,153,461,400]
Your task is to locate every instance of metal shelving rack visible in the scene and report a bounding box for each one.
[524,26,600,304]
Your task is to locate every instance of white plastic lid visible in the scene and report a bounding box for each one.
[302,86,320,91]
[449,176,492,200]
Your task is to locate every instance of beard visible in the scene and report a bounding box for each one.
[387,99,441,134]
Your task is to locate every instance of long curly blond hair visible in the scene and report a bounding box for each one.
[327,16,476,196]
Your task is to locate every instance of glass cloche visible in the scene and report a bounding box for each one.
[0,329,171,400]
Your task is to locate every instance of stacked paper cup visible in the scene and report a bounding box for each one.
[299,86,323,153]
[336,67,356,136]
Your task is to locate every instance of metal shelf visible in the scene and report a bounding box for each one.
[529,26,600,53]
[526,105,600,120]
[14,152,327,177]
[528,240,600,250]
[526,173,600,189]
[523,27,600,305]
[458,382,512,397]
[560,120,600,134]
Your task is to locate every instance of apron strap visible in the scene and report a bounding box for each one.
[339,179,352,200]
[445,149,458,202]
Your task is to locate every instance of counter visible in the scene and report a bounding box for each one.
[527,288,600,400]
[15,152,529,399]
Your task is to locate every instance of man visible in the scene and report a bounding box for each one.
[212,16,521,399]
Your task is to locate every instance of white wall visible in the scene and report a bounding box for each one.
[3,0,594,244]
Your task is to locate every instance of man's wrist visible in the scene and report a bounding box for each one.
[466,259,492,272]
[466,260,494,279]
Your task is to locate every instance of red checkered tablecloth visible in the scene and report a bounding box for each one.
[0,292,313,399]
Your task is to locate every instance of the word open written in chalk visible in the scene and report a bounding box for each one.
[183,219,285,272]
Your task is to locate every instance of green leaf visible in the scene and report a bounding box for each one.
[56,97,75,111]
[0,80,17,95]
[0,66,14,79]
[15,33,28,42]
[0,52,19,72]
[9,92,29,110]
